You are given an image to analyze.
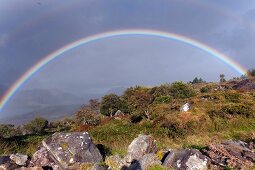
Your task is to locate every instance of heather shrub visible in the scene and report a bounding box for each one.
[75,107,100,126]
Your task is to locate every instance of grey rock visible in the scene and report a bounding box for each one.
[10,153,28,166]
[180,103,191,112]
[128,153,161,170]
[125,135,157,164]
[204,140,255,169]
[0,156,18,170]
[114,110,124,117]
[29,147,60,170]
[163,149,208,170]
[42,132,102,169]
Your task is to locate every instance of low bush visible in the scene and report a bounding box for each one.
[0,124,21,138]
[23,117,48,134]
[224,92,241,103]
[154,95,173,104]
[75,107,100,126]
[208,104,254,118]
[130,114,143,123]
[160,118,187,138]
[200,87,209,93]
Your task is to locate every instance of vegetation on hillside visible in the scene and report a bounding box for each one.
[0,73,255,157]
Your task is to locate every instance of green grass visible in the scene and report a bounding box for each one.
[0,134,49,156]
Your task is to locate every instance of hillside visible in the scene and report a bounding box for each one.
[0,78,255,169]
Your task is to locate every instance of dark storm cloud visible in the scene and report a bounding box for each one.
[0,0,254,85]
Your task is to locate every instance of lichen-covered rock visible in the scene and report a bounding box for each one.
[163,149,208,170]
[10,153,28,166]
[29,147,60,170]
[124,135,157,164]
[128,153,162,170]
[204,140,255,169]
[42,132,103,169]
[105,155,125,170]
[0,156,18,170]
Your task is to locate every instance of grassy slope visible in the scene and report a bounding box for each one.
[0,81,254,158]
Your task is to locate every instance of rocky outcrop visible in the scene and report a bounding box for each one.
[42,132,103,169]
[10,153,28,166]
[2,132,255,170]
[233,79,255,90]
[127,153,161,170]
[124,135,157,164]
[29,147,60,170]
[204,140,255,169]
[162,149,208,170]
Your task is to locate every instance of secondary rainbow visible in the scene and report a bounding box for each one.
[0,29,247,111]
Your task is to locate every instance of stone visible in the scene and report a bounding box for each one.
[127,153,161,170]
[29,147,60,170]
[163,149,208,170]
[124,135,157,164]
[180,103,191,112]
[105,155,125,170]
[15,167,43,170]
[89,164,106,170]
[42,132,103,169]
[114,110,125,117]
[0,156,18,170]
[204,140,255,169]
[10,153,28,166]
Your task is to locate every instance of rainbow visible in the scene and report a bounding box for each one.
[0,29,247,111]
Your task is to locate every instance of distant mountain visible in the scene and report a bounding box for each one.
[0,104,80,125]
[0,88,103,124]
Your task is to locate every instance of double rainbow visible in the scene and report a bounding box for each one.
[0,29,247,111]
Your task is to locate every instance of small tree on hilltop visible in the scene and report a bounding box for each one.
[191,77,205,84]
[100,93,129,116]
[220,74,226,82]
[247,69,255,77]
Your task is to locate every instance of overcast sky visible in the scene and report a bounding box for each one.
[0,0,255,117]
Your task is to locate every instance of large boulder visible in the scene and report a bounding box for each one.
[10,153,28,166]
[0,156,18,170]
[42,132,103,169]
[124,135,157,164]
[204,140,255,169]
[162,149,208,170]
[127,153,162,170]
[29,147,60,170]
